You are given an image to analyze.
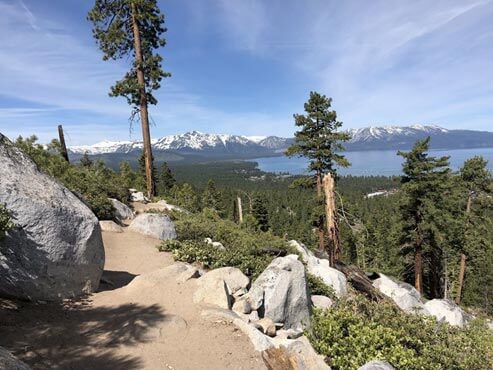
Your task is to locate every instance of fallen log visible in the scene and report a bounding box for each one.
[334,262,386,302]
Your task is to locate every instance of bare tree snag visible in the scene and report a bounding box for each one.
[315,171,325,252]
[237,196,243,224]
[323,173,340,266]
[335,263,386,302]
[415,247,423,294]
[57,125,69,163]
[131,3,154,198]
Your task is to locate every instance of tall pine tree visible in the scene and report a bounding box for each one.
[88,0,170,197]
[156,162,176,196]
[286,91,350,256]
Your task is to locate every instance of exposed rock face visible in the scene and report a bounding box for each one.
[250,255,310,330]
[128,213,176,240]
[423,299,470,327]
[99,220,124,233]
[193,267,250,309]
[0,347,32,370]
[290,240,348,297]
[0,133,104,301]
[358,360,395,370]
[311,295,333,310]
[109,198,134,221]
[130,191,149,203]
[373,273,427,313]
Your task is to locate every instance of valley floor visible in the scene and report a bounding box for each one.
[0,225,265,369]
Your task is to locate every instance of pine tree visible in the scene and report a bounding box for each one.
[174,183,199,212]
[455,156,493,305]
[88,0,170,198]
[156,162,176,196]
[286,91,350,256]
[252,196,270,232]
[398,137,452,295]
[119,160,135,189]
[202,180,223,214]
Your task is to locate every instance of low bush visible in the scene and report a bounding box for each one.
[308,295,493,370]
[158,210,293,278]
[0,204,13,240]
[306,273,338,300]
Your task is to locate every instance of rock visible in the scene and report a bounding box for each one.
[423,299,470,327]
[358,360,395,370]
[204,237,226,251]
[175,266,200,283]
[125,262,195,293]
[307,257,347,298]
[0,134,104,301]
[276,328,303,340]
[253,317,277,337]
[0,346,32,370]
[99,220,124,233]
[373,273,426,313]
[311,295,333,310]
[193,267,250,309]
[130,191,149,203]
[290,240,348,298]
[232,318,274,352]
[201,307,241,323]
[156,199,188,213]
[251,255,310,330]
[109,198,134,220]
[232,299,252,314]
[243,285,264,310]
[128,213,176,240]
[263,336,330,370]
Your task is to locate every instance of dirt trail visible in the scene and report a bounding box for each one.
[0,223,266,369]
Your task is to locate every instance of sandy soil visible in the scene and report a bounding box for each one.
[0,225,266,369]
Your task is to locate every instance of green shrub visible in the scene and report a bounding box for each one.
[158,210,293,278]
[0,204,13,240]
[306,273,337,300]
[308,295,493,370]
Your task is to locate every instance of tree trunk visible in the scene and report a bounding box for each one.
[131,3,154,198]
[316,171,325,252]
[415,246,423,294]
[455,254,466,304]
[57,125,69,163]
[237,196,243,224]
[323,173,340,266]
[456,193,472,304]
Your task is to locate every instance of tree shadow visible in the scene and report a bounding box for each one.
[0,297,166,370]
[98,270,137,292]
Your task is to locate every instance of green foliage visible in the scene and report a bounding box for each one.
[87,0,170,108]
[0,204,14,240]
[156,161,176,196]
[251,196,270,232]
[306,273,337,300]
[15,136,129,220]
[119,160,137,189]
[286,91,351,179]
[170,183,200,212]
[308,296,493,370]
[201,180,224,214]
[158,210,292,278]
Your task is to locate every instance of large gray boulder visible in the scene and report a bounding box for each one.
[0,134,105,301]
[250,255,310,330]
[0,347,32,370]
[358,361,395,370]
[290,240,347,297]
[109,198,134,221]
[423,299,471,327]
[373,273,427,313]
[128,213,176,240]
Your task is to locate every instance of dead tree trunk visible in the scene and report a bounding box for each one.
[335,262,386,302]
[131,3,154,198]
[315,171,325,252]
[323,173,340,266]
[237,196,243,224]
[456,193,472,304]
[57,125,69,163]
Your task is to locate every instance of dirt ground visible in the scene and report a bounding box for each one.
[0,225,266,370]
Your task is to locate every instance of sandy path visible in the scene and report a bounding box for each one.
[0,227,266,370]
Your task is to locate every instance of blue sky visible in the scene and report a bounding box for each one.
[0,0,492,145]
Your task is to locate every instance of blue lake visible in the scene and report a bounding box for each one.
[253,148,493,176]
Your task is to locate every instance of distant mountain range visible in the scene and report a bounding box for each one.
[69,125,493,163]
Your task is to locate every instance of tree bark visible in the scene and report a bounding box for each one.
[415,246,423,294]
[316,171,325,252]
[237,196,243,224]
[131,3,154,198]
[323,173,340,266]
[335,262,386,302]
[456,193,472,304]
[57,125,69,163]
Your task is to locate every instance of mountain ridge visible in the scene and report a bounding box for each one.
[69,125,493,160]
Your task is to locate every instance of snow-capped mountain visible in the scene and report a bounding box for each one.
[68,125,493,159]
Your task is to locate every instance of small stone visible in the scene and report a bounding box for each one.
[253,317,277,337]
[311,295,333,309]
[232,299,252,314]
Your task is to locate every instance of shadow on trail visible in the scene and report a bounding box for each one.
[98,270,138,292]
[0,297,166,370]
